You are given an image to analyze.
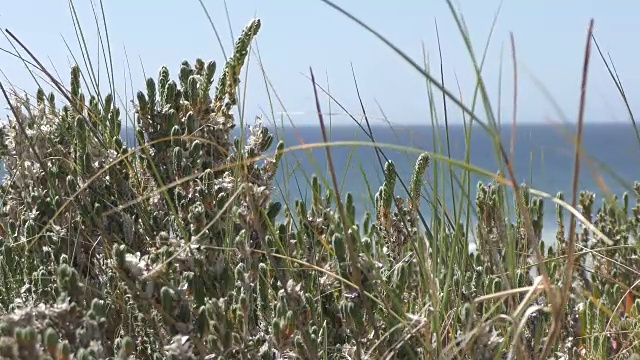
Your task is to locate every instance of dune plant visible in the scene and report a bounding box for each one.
[2,0,640,359]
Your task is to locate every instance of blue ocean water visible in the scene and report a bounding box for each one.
[265,122,640,244]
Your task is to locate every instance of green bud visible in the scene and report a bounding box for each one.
[89,95,99,121]
[43,327,59,353]
[239,293,248,310]
[90,298,105,317]
[172,147,183,173]
[377,160,396,224]
[204,61,216,90]
[83,151,93,173]
[345,192,355,223]
[146,77,157,108]
[23,327,38,346]
[0,323,11,337]
[161,286,176,314]
[274,140,285,166]
[458,303,472,323]
[332,233,346,265]
[176,302,191,323]
[77,93,86,113]
[136,91,149,117]
[275,301,286,319]
[104,93,113,113]
[188,75,199,102]
[183,163,193,177]
[194,58,205,74]
[179,61,193,90]
[195,306,208,337]
[362,211,371,235]
[113,244,126,268]
[165,109,178,132]
[272,318,282,339]
[36,88,45,107]
[158,66,170,104]
[623,192,629,214]
[266,201,282,221]
[185,112,196,134]
[285,310,295,329]
[165,81,177,109]
[47,92,56,114]
[409,152,430,210]
[170,125,182,147]
[234,263,246,281]
[190,140,202,156]
[70,65,81,100]
[66,175,78,193]
[75,115,87,153]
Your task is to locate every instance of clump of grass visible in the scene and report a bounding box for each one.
[1,2,640,359]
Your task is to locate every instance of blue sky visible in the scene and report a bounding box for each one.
[1,1,639,125]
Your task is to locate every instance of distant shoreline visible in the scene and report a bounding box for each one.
[107,121,638,130]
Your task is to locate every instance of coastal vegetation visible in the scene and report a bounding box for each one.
[0,1,637,359]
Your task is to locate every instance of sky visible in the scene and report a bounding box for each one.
[1,0,639,126]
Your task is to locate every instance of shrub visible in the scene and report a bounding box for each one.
[1,15,639,360]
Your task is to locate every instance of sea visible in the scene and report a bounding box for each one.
[5,121,640,247]
[262,122,640,246]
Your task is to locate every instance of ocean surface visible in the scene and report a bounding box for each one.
[262,122,640,245]
[6,122,640,245]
